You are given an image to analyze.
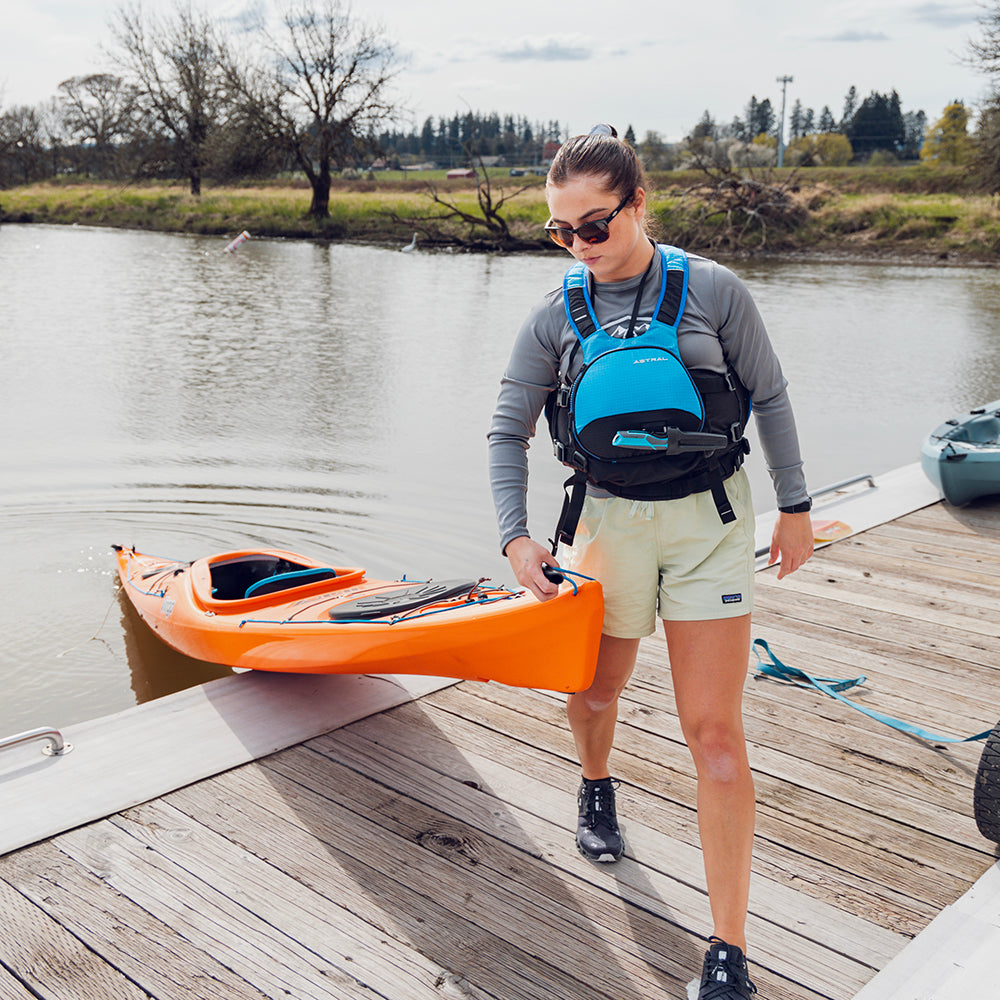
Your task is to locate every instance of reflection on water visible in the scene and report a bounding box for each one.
[118,592,233,702]
[2,223,999,735]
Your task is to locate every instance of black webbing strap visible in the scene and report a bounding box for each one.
[709,472,737,524]
[655,266,686,327]
[550,471,588,556]
[565,284,597,339]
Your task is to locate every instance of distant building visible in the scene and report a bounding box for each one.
[446,168,477,179]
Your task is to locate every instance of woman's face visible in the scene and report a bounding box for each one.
[545,175,650,282]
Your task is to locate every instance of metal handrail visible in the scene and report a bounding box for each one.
[0,727,73,757]
[811,472,876,500]
[755,472,877,558]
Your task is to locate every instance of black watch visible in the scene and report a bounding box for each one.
[778,499,812,514]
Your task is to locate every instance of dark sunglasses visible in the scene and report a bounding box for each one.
[544,192,633,248]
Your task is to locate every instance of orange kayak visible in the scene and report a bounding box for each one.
[114,545,603,693]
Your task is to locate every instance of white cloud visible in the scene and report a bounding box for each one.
[825,29,891,43]
[494,36,594,62]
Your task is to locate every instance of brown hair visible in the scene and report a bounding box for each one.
[547,124,648,201]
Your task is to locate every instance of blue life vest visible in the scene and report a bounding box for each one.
[546,244,751,551]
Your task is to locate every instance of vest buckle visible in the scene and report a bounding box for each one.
[554,440,587,470]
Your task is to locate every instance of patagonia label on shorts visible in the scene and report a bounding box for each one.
[721,593,743,605]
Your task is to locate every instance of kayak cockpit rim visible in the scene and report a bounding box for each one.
[191,550,366,612]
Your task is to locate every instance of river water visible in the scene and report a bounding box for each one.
[2,223,999,737]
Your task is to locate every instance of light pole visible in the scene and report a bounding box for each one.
[776,74,793,168]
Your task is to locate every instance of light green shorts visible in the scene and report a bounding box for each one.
[560,468,755,637]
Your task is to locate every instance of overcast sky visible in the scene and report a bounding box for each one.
[0,0,990,140]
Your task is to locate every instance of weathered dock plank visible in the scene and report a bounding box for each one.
[0,870,153,1000]
[433,672,984,937]
[316,697,901,992]
[1,840,272,1000]
[0,968,35,1000]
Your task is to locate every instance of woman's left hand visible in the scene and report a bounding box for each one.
[769,511,814,579]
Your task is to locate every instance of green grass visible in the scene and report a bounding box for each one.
[3,173,998,260]
[809,191,1000,252]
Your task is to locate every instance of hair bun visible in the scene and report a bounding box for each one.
[588,123,617,138]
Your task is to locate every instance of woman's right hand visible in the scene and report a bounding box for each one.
[504,535,562,602]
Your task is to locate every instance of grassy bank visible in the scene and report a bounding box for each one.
[3,166,999,262]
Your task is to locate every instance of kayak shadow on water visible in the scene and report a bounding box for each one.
[117,589,234,703]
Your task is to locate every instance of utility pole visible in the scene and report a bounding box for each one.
[776,74,793,168]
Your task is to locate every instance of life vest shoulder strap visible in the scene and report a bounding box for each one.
[655,244,689,329]
[562,244,690,344]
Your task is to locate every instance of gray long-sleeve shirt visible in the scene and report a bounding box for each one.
[488,248,809,554]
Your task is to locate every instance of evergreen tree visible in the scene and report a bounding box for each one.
[840,85,858,131]
[691,109,717,141]
[745,96,759,137]
[845,89,906,157]
[818,106,836,133]
[901,109,927,160]
[744,96,775,138]
[789,98,805,141]
[420,116,434,158]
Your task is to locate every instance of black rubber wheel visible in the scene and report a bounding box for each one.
[974,718,1000,843]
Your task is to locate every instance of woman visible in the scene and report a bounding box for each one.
[487,125,814,1000]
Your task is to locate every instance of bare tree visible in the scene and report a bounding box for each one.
[0,105,48,185]
[58,74,141,178]
[224,0,403,218]
[395,144,546,250]
[109,2,227,194]
[966,4,1000,192]
[967,3,1000,75]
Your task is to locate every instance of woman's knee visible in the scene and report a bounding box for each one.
[685,719,749,783]
[578,676,625,713]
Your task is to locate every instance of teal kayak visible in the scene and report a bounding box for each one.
[920,400,1000,506]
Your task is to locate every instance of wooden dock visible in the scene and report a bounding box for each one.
[2,495,999,999]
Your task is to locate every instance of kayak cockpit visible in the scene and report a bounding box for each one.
[944,411,1000,447]
[190,550,366,610]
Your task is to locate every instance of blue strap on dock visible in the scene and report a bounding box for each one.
[752,638,991,744]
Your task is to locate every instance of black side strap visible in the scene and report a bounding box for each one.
[710,478,737,524]
[550,471,588,554]
[706,455,737,524]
